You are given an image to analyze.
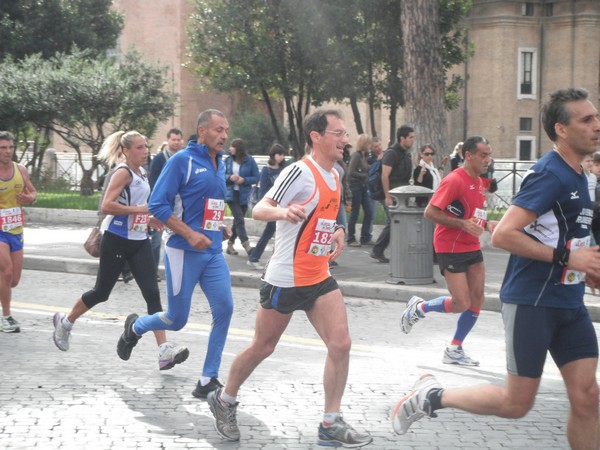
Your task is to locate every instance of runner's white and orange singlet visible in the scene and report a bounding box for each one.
[262,155,340,287]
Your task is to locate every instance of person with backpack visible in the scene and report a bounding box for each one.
[347,134,374,246]
[148,128,184,280]
[370,126,414,263]
[247,144,287,270]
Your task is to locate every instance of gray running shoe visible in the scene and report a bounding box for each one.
[158,342,189,370]
[1,315,20,333]
[400,296,425,334]
[117,313,141,361]
[317,416,372,447]
[443,346,479,366]
[391,374,442,435]
[207,388,240,441]
[52,312,70,351]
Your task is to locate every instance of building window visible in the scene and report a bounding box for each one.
[519,117,533,132]
[517,136,536,160]
[522,3,534,16]
[543,3,553,17]
[517,48,537,99]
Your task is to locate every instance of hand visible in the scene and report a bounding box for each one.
[462,217,484,237]
[186,230,212,250]
[568,246,600,274]
[385,195,393,207]
[329,228,345,262]
[16,192,36,205]
[149,216,164,231]
[486,220,499,234]
[235,176,245,185]
[230,174,240,183]
[284,204,306,223]
[221,226,232,241]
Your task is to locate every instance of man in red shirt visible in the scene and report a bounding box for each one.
[399,136,497,366]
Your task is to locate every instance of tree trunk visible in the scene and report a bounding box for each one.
[349,95,364,135]
[261,88,283,144]
[401,0,449,164]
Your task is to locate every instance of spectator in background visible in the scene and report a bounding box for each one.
[148,128,184,280]
[247,144,287,270]
[342,143,352,165]
[367,137,386,241]
[347,134,374,246]
[450,142,464,171]
[370,125,414,263]
[413,144,442,207]
[330,145,352,268]
[225,138,259,256]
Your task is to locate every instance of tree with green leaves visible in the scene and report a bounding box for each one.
[402,0,471,159]
[0,0,123,61]
[188,0,471,153]
[0,51,176,194]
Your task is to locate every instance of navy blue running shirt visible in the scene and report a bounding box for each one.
[500,150,592,308]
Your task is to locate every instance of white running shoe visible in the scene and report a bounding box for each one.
[158,342,190,370]
[52,312,70,351]
[391,374,442,435]
[443,346,479,366]
[246,260,264,270]
[1,315,20,333]
[400,296,425,334]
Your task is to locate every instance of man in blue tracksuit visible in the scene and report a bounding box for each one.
[117,109,234,400]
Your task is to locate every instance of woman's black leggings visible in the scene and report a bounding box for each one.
[82,231,162,314]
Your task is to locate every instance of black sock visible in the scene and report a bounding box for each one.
[427,388,444,413]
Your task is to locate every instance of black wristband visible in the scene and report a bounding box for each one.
[334,224,346,235]
[552,247,570,267]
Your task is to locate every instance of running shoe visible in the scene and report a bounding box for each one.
[52,312,70,350]
[400,296,425,334]
[391,374,442,435]
[207,388,240,441]
[117,313,141,361]
[158,342,189,370]
[1,315,20,333]
[246,260,264,270]
[317,416,373,447]
[443,346,479,366]
[192,377,223,400]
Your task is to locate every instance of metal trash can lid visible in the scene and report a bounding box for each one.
[389,185,434,196]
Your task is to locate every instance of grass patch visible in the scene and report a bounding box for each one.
[37,190,102,210]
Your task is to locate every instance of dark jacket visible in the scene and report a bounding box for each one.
[348,151,370,187]
[225,154,259,205]
[381,143,412,189]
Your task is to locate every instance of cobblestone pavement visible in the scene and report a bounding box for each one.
[1,269,585,449]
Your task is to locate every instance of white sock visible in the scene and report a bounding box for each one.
[220,390,237,406]
[200,376,212,386]
[323,412,341,425]
[62,317,73,331]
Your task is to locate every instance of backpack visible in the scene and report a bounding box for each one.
[368,160,384,200]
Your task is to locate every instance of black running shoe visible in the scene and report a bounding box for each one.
[117,313,141,361]
[192,377,223,400]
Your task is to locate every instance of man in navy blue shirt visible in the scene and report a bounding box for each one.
[392,87,600,449]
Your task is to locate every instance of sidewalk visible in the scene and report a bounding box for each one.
[22,207,600,320]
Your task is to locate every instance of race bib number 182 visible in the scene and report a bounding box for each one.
[307,218,335,257]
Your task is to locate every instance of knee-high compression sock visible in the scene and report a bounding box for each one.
[420,296,452,314]
[451,307,481,346]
